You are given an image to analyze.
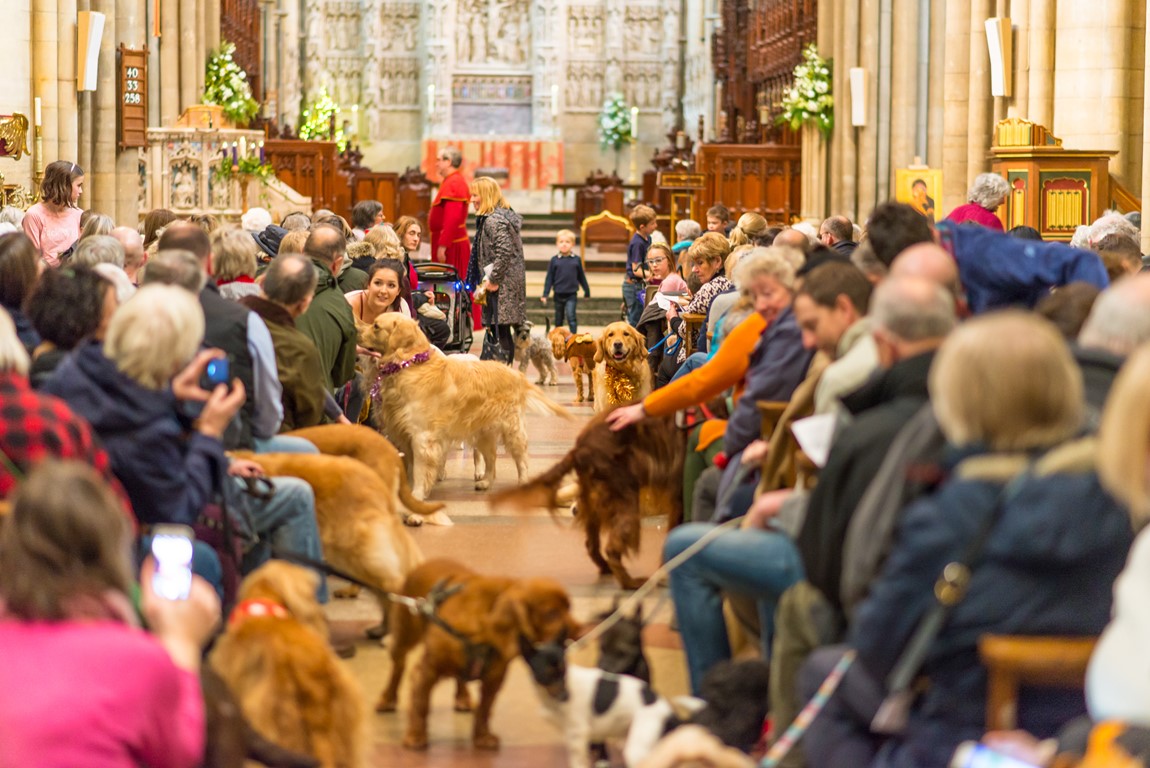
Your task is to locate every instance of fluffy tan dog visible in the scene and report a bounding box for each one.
[210,561,367,768]
[549,326,597,404]
[238,451,424,631]
[286,423,452,527]
[360,313,569,498]
[593,321,652,412]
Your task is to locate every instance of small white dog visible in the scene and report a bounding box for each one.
[520,635,700,768]
[513,320,560,386]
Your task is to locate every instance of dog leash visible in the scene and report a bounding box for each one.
[272,547,500,678]
[565,517,742,656]
[758,650,857,767]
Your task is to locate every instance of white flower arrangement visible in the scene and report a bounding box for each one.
[202,42,260,126]
[597,93,635,152]
[778,44,834,136]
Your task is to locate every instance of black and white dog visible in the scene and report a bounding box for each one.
[520,634,697,768]
[513,320,560,386]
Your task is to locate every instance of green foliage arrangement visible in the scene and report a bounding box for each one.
[298,89,347,151]
[778,44,834,136]
[597,93,635,152]
[215,154,274,184]
[202,42,260,126]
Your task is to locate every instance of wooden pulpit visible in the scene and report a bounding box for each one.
[990,118,1116,241]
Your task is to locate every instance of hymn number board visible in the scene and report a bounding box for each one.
[118,45,147,149]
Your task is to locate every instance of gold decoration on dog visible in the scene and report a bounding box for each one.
[603,366,637,404]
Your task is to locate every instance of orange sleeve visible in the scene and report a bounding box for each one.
[643,313,767,416]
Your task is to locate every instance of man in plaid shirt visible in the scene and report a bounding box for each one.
[0,327,124,510]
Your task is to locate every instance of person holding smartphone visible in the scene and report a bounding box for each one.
[0,461,219,767]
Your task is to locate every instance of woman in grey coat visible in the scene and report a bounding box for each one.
[470,176,526,362]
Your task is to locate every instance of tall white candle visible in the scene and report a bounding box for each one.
[630,107,638,139]
[33,97,42,127]
[427,84,435,112]
[551,84,559,117]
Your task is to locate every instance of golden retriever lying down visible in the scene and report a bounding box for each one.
[359,313,569,498]
[286,423,452,527]
[211,561,367,768]
[238,451,424,634]
[593,321,652,412]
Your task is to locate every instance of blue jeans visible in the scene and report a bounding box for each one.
[670,351,709,383]
[254,435,319,454]
[665,523,805,693]
[553,292,579,333]
[622,280,643,326]
[238,476,328,602]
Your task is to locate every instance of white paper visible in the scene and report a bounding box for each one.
[789,413,837,469]
[653,292,689,311]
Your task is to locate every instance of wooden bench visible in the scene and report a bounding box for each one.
[979,635,1097,731]
[681,312,707,357]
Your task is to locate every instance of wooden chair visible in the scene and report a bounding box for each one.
[681,312,706,357]
[979,635,1097,731]
[580,210,634,262]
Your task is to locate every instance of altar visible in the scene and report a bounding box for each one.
[420,138,563,192]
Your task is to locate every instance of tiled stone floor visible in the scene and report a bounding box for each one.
[324,329,689,766]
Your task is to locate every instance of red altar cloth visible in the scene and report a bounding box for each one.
[422,138,563,192]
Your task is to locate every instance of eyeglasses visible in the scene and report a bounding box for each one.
[646,257,667,265]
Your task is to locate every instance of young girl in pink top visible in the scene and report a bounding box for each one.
[22,160,84,267]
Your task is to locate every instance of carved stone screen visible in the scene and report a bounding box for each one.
[451,76,533,135]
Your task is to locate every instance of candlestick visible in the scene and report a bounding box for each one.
[550,84,559,117]
[427,84,435,114]
[630,106,638,139]
[231,144,237,164]
[675,130,686,150]
[33,97,42,128]
[238,136,247,157]
[259,141,265,164]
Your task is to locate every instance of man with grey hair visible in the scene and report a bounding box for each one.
[111,226,146,284]
[141,249,208,293]
[280,211,312,232]
[1076,273,1150,424]
[944,172,1010,230]
[70,235,125,269]
[240,254,336,431]
[429,145,472,278]
[818,215,857,257]
[296,224,358,395]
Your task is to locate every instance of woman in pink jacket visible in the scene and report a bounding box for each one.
[0,461,219,768]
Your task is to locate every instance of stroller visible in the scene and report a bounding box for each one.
[413,261,474,354]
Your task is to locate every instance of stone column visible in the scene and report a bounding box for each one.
[57,0,80,165]
[965,0,992,181]
[1142,8,1150,254]
[206,0,220,51]
[941,1,970,209]
[926,0,945,169]
[1027,0,1054,130]
[76,0,93,207]
[116,0,146,224]
[829,0,861,220]
[179,0,200,111]
[889,0,919,172]
[856,0,880,218]
[90,0,117,215]
[1009,0,1029,119]
[33,0,61,173]
[160,0,180,125]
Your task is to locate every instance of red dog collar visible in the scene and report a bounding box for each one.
[228,598,290,628]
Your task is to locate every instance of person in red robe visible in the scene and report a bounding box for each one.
[429,147,472,278]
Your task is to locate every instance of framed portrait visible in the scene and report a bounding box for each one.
[896,168,943,222]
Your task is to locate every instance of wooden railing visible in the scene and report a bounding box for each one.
[695,143,802,224]
[1110,175,1141,214]
[264,139,340,213]
[336,170,399,224]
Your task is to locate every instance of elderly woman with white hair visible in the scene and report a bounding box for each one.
[944,172,1011,231]
[43,285,245,541]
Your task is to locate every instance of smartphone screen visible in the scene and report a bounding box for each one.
[203,357,230,388]
[151,525,194,601]
[951,742,1041,768]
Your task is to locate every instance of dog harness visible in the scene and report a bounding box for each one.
[227,598,290,628]
[368,350,432,401]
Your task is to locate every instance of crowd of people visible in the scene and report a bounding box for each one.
[3,150,1150,768]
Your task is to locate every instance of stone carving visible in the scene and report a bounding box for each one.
[566,5,604,53]
[456,0,531,66]
[623,6,662,56]
[566,61,604,110]
[379,3,420,51]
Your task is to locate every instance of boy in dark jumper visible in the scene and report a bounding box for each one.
[541,229,591,333]
[624,205,658,326]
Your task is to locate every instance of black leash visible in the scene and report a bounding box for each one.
[272,548,500,679]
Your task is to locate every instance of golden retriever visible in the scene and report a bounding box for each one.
[359,313,569,498]
[549,326,597,404]
[593,321,652,411]
[492,412,684,589]
[210,561,367,768]
[377,558,581,751]
[237,451,424,635]
[285,423,452,527]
